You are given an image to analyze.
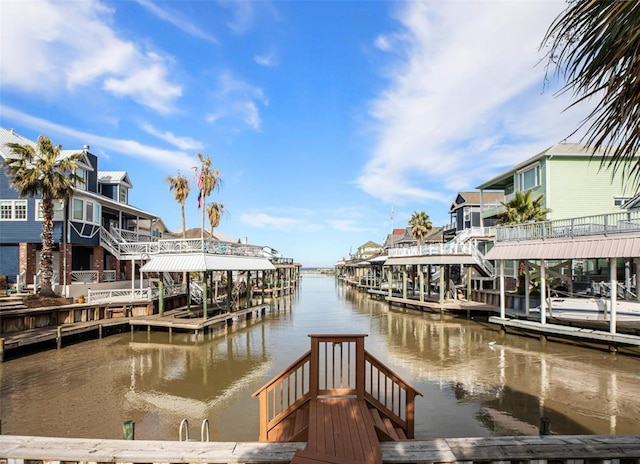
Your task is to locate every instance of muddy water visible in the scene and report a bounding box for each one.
[1,275,639,441]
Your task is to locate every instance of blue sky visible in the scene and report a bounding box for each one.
[1,0,592,267]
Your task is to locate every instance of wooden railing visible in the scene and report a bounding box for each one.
[252,334,421,442]
[252,351,311,441]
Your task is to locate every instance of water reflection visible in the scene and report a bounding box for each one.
[0,275,639,441]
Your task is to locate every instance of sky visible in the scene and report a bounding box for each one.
[0,0,594,267]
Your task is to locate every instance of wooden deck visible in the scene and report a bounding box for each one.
[128,303,270,332]
[291,398,382,464]
[2,434,640,463]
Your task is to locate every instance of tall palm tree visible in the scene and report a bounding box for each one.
[3,136,84,296]
[542,1,640,186]
[166,173,190,239]
[207,202,225,238]
[497,190,550,225]
[195,153,222,241]
[408,211,433,246]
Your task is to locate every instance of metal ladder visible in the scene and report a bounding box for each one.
[178,418,210,442]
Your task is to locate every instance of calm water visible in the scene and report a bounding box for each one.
[1,275,639,441]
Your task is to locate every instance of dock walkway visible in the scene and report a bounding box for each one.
[2,434,640,463]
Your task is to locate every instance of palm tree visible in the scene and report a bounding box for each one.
[498,191,551,294]
[497,190,550,225]
[2,136,84,297]
[207,202,225,238]
[408,211,433,246]
[542,1,640,186]
[166,173,190,239]
[195,153,222,241]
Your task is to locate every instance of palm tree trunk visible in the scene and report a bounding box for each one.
[39,196,55,296]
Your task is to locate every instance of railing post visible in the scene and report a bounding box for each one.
[355,335,365,398]
[309,335,319,398]
[406,390,416,438]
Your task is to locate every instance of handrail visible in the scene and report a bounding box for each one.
[252,334,422,441]
[251,350,312,442]
[364,350,422,438]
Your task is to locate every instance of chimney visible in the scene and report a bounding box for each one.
[83,145,90,151]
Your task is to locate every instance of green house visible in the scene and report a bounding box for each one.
[476,143,635,225]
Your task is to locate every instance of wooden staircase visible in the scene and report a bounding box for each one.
[252,334,422,464]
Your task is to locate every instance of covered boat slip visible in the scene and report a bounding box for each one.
[486,230,640,348]
[140,253,277,320]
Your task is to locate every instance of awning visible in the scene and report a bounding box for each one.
[140,253,276,272]
[485,233,640,260]
[385,255,477,266]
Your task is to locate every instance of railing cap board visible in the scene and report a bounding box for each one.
[251,350,311,397]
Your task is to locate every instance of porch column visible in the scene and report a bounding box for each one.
[402,266,407,299]
[499,260,505,319]
[525,262,530,317]
[610,258,618,334]
[158,277,165,317]
[439,265,445,307]
[419,265,425,302]
[466,265,472,301]
[202,278,208,319]
[540,260,547,325]
[227,270,233,312]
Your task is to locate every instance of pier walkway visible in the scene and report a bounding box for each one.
[253,334,422,464]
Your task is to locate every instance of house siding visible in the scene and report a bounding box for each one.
[0,244,19,280]
[547,157,631,220]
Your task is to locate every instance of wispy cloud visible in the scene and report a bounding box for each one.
[140,123,204,151]
[218,0,255,35]
[0,0,181,113]
[240,213,302,230]
[206,73,268,131]
[357,1,590,206]
[135,0,218,43]
[2,106,194,171]
[254,53,278,67]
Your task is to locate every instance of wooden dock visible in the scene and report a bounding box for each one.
[2,434,640,463]
[129,303,271,333]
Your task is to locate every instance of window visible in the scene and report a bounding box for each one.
[614,197,631,208]
[119,185,127,204]
[73,199,83,220]
[36,199,65,221]
[75,168,87,190]
[518,164,541,191]
[0,200,27,221]
[71,198,101,224]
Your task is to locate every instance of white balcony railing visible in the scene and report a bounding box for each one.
[496,210,640,242]
[71,270,99,284]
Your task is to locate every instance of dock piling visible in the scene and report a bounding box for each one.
[123,420,135,440]
[56,326,62,349]
[539,417,551,435]
[0,338,4,362]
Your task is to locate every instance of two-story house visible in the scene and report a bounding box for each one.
[477,142,634,225]
[447,191,504,234]
[0,127,157,293]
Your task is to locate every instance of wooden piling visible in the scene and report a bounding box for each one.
[539,417,550,435]
[0,338,4,362]
[123,420,135,440]
[56,326,62,349]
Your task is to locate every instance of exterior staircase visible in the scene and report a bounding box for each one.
[252,334,422,464]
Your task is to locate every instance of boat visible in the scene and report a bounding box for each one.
[530,297,640,322]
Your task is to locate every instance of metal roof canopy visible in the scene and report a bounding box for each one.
[385,255,477,266]
[140,253,276,272]
[485,233,640,260]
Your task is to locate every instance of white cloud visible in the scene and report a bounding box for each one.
[0,0,182,113]
[206,73,268,131]
[219,0,255,34]
[134,0,218,43]
[254,53,278,67]
[358,1,591,204]
[2,106,194,172]
[240,213,302,230]
[140,123,204,151]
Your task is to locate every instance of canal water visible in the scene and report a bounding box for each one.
[1,274,639,441]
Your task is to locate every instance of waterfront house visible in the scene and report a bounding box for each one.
[477,142,635,225]
[446,191,504,235]
[0,127,158,294]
